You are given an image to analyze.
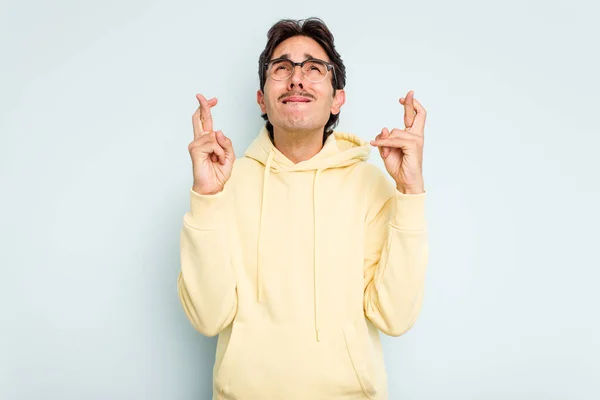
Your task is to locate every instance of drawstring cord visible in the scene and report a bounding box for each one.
[257,149,275,302]
[256,149,323,342]
[313,169,322,342]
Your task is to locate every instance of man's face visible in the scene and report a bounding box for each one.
[257,35,345,134]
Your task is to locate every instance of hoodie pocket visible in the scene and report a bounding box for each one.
[214,322,378,399]
[214,322,243,399]
[343,323,378,399]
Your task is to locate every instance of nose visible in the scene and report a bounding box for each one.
[287,65,305,90]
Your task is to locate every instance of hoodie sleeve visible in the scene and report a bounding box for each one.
[363,172,428,337]
[177,187,237,337]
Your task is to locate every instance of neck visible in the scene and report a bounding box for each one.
[270,126,325,164]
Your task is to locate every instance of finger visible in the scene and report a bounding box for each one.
[192,95,217,140]
[212,140,226,165]
[192,107,205,140]
[375,130,384,158]
[370,136,412,150]
[197,94,212,133]
[386,127,406,138]
[374,128,392,159]
[381,127,391,158]
[401,90,416,129]
[374,129,386,141]
[381,127,391,139]
[383,128,406,158]
[216,130,235,161]
[374,128,388,155]
[410,98,427,134]
[201,131,226,164]
[196,94,218,108]
[198,136,226,164]
[196,94,216,133]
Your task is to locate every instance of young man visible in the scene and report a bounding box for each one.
[178,17,428,400]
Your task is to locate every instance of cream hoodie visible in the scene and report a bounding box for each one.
[178,126,428,400]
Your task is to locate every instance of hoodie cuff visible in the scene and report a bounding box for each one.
[187,188,226,229]
[390,190,427,231]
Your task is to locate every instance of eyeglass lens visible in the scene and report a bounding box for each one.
[269,60,328,82]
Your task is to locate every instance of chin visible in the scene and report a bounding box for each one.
[276,114,328,132]
[282,120,318,133]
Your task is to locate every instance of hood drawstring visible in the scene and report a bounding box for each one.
[257,149,275,302]
[313,169,322,342]
[248,127,370,342]
[256,150,323,342]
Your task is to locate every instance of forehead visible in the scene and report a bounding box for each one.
[272,35,330,61]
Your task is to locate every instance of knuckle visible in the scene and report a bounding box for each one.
[188,141,200,153]
[197,135,212,146]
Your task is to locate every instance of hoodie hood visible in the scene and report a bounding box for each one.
[245,125,371,172]
[244,125,371,341]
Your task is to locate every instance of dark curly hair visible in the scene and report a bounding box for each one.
[258,17,347,143]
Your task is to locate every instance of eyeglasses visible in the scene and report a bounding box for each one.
[264,58,337,84]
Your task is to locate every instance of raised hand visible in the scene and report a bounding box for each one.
[188,94,235,195]
[370,90,426,194]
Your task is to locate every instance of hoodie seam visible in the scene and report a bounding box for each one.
[182,219,220,232]
[373,227,392,301]
[388,223,428,232]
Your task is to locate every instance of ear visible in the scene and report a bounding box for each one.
[257,90,267,114]
[330,89,345,115]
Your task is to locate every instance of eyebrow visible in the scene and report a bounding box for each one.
[276,53,319,61]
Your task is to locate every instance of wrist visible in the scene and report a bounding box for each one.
[192,184,223,196]
[396,183,425,194]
